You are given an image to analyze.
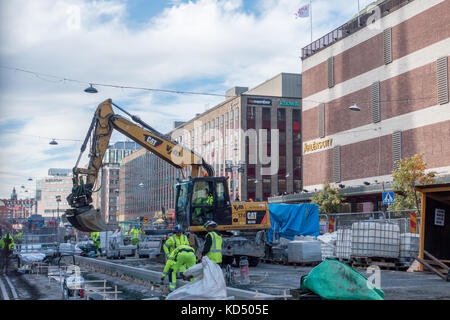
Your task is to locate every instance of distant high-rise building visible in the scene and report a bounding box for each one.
[48,168,72,177]
[36,171,72,218]
[92,141,141,223]
[11,187,17,200]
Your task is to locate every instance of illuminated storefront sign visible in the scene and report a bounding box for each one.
[280,100,299,107]
[247,98,272,106]
[303,138,333,153]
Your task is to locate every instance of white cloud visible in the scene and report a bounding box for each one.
[0,0,364,198]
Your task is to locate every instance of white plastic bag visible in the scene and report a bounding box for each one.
[166,256,227,300]
[182,263,204,279]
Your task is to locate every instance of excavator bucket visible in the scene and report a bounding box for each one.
[65,206,116,232]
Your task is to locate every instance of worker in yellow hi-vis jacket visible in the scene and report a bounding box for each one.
[160,244,196,291]
[163,224,189,257]
[200,220,222,264]
[0,232,15,274]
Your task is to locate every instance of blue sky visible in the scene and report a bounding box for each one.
[0,0,374,198]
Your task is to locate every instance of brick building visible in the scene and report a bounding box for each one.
[271,0,450,211]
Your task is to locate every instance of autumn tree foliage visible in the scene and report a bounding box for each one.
[311,181,346,214]
[390,153,436,211]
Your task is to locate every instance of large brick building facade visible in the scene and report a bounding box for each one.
[291,0,450,211]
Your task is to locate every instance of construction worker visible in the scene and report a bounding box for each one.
[201,220,222,264]
[206,189,214,205]
[90,232,101,255]
[0,232,15,274]
[192,188,214,224]
[130,224,142,247]
[14,231,23,244]
[160,244,196,291]
[163,224,189,257]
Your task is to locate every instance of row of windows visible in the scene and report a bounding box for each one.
[44,188,72,192]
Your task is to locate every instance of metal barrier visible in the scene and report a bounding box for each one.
[323,210,421,262]
[322,210,420,234]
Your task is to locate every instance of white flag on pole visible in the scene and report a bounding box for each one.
[295,4,310,18]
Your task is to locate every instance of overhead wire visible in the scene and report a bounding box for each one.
[1,65,438,103]
[0,65,227,97]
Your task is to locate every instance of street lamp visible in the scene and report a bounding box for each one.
[349,104,361,111]
[84,84,98,94]
[225,159,244,201]
[56,195,61,224]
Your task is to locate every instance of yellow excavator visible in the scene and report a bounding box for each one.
[66,99,270,265]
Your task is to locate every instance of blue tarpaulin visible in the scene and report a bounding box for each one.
[267,203,320,243]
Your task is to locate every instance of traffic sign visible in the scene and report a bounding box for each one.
[382,192,395,204]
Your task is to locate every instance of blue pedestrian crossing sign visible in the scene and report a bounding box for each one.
[382,192,395,204]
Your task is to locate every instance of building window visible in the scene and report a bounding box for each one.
[293,180,302,193]
[247,107,255,120]
[278,179,286,194]
[263,178,271,193]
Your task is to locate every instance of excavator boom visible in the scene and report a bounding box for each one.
[65,99,213,232]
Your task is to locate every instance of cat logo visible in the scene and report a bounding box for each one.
[247,212,257,220]
[144,135,163,148]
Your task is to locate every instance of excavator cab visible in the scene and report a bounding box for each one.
[175,177,232,231]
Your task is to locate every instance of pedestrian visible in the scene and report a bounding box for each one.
[200,220,222,265]
[160,244,197,292]
[0,232,15,274]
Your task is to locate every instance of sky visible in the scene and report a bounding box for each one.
[0,0,375,199]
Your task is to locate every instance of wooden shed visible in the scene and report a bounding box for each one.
[415,183,450,273]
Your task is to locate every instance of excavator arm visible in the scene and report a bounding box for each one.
[65,99,214,232]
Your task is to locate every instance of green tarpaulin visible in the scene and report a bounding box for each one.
[300,259,384,300]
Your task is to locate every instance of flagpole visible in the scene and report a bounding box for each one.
[357,0,360,27]
[310,0,313,43]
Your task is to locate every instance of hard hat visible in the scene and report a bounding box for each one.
[174,224,183,233]
[135,224,139,228]
[204,220,218,229]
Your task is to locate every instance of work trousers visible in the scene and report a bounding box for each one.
[1,250,12,274]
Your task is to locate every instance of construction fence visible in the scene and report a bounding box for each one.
[319,210,420,263]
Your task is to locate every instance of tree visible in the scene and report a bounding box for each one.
[311,181,346,214]
[390,153,436,211]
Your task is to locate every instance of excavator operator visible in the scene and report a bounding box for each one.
[192,187,214,225]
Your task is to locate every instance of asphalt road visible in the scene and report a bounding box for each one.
[108,257,450,299]
[2,256,449,300]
